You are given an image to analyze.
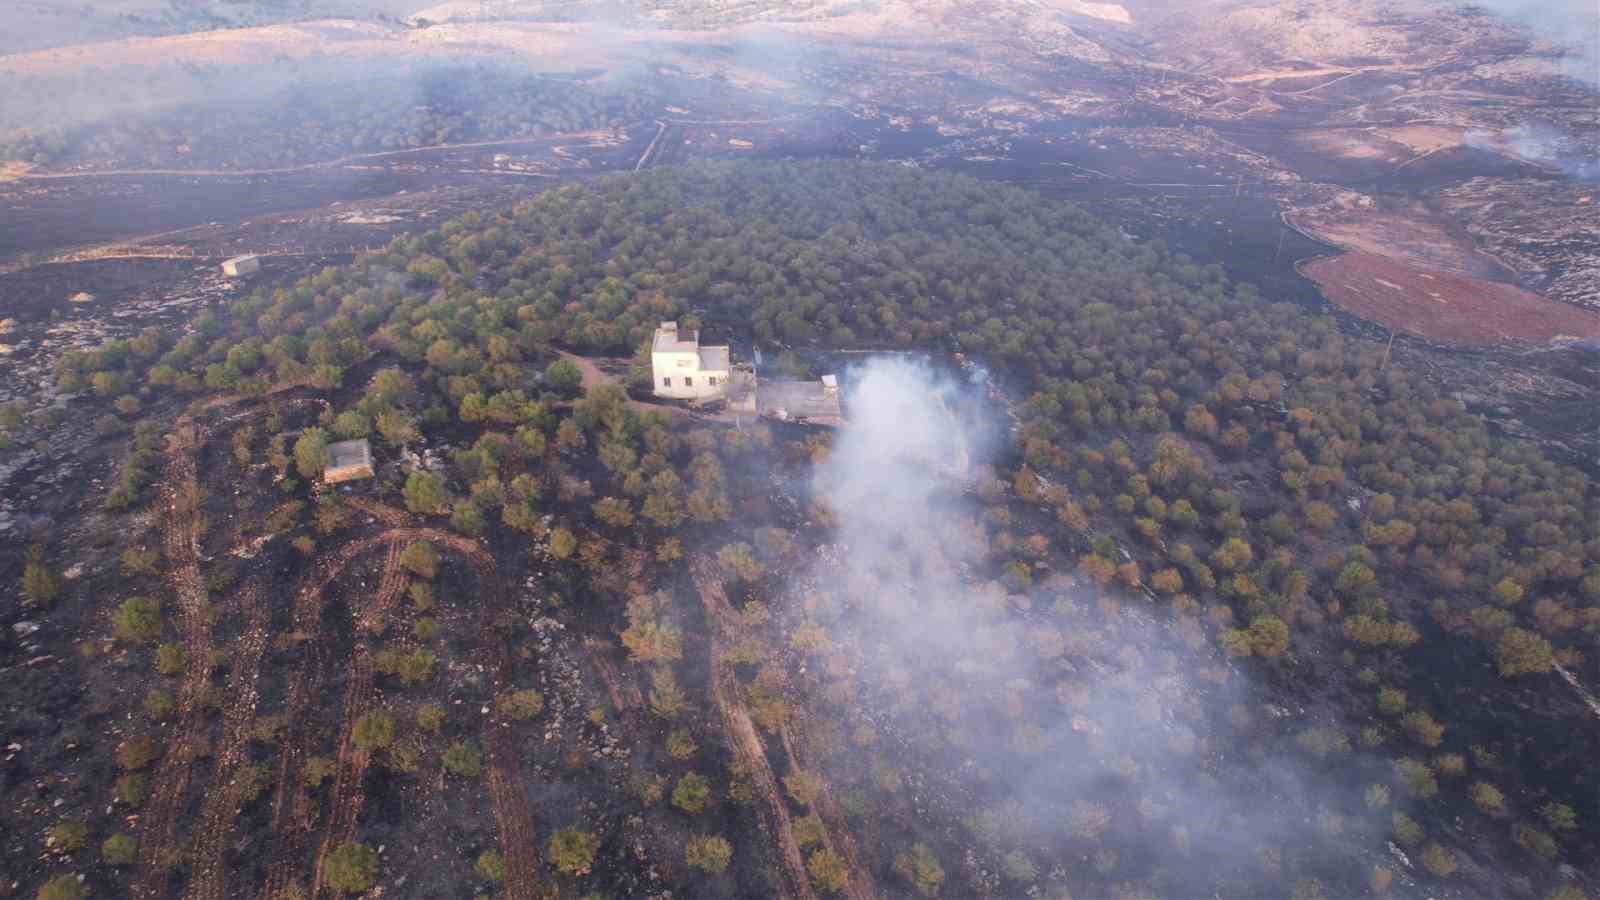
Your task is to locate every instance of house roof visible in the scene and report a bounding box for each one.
[698,345,730,371]
[326,438,372,471]
[653,323,700,353]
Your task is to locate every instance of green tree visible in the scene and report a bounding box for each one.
[545,358,584,395]
[443,740,483,778]
[102,833,137,865]
[894,843,945,896]
[673,772,713,814]
[293,427,330,480]
[547,827,599,876]
[399,541,440,579]
[22,546,61,606]
[403,470,451,516]
[685,834,733,875]
[475,849,507,883]
[113,597,163,643]
[324,842,379,893]
[808,847,850,894]
[352,711,396,751]
[1496,627,1554,676]
[36,876,86,900]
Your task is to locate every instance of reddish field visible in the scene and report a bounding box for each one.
[1301,252,1600,346]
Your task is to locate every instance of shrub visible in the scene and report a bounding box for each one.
[352,711,396,751]
[1542,802,1578,832]
[403,470,451,516]
[666,728,697,761]
[1392,811,1424,846]
[102,833,137,865]
[685,835,733,875]
[1470,781,1507,817]
[1420,843,1457,878]
[1496,627,1554,676]
[443,741,483,778]
[893,843,945,896]
[144,688,175,718]
[475,849,506,883]
[324,842,378,893]
[547,827,599,876]
[807,847,850,894]
[155,643,186,675]
[399,541,440,579]
[47,821,88,852]
[21,548,61,607]
[497,689,544,721]
[1247,615,1290,657]
[1377,687,1406,716]
[113,597,162,643]
[1364,784,1391,809]
[36,875,86,900]
[413,617,440,641]
[416,704,445,734]
[117,736,159,771]
[793,813,827,848]
[784,770,822,807]
[1402,711,1445,748]
[673,772,712,814]
[549,528,577,560]
[115,773,150,807]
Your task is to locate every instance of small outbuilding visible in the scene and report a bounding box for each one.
[324,439,375,484]
[222,255,261,277]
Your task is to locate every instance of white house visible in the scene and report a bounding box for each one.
[652,322,731,401]
[222,254,261,277]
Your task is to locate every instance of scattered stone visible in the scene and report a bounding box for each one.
[12,621,39,637]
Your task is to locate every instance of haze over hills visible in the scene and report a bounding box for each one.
[2,4,1600,900]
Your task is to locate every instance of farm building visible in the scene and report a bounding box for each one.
[222,254,261,277]
[324,439,375,484]
[652,322,733,401]
[758,374,844,426]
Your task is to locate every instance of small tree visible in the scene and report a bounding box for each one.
[1496,627,1554,677]
[893,843,946,897]
[808,847,850,894]
[155,643,186,675]
[352,711,396,752]
[1420,843,1457,878]
[685,835,733,875]
[293,428,330,480]
[36,876,86,900]
[673,772,712,814]
[547,827,599,876]
[545,358,584,395]
[399,541,439,579]
[324,842,378,894]
[113,597,162,643]
[442,741,482,778]
[475,849,507,884]
[21,545,60,606]
[496,690,544,721]
[784,771,822,807]
[47,821,88,852]
[117,736,159,771]
[403,470,451,516]
[102,833,137,866]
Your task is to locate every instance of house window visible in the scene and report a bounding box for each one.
[662,377,671,387]
[709,376,719,386]
[684,377,693,387]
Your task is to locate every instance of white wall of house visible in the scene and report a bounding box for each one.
[653,348,730,400]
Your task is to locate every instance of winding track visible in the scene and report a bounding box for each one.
[692,557,818,900]
[135,419,217,898]
[183,581,270,900]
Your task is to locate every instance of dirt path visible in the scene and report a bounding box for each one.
[184,583,270,900]
[135,418,217,898]
[308,540,407,900]
[256,510,540,899]
[692,557,817,900]
[780,716,877,900]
